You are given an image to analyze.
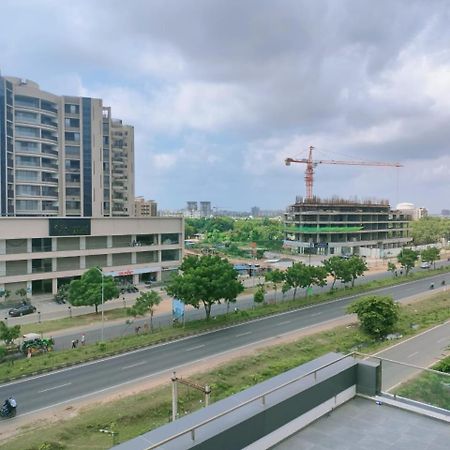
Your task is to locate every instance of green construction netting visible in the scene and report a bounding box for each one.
[285,226,363,233]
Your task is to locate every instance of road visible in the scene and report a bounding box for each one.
[0,270,449,417]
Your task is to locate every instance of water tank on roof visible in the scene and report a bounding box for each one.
[396,202,415,210]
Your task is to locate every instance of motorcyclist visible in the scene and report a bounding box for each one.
[2,397,16,415]
[430,283,434,289]
[442,280,446,286]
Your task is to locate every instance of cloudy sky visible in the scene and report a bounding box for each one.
[1,0,450,213]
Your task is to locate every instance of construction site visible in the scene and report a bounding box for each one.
[284,146,412,258]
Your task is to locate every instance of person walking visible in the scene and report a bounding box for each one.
[71,339,76,349]
[81,334,86,346]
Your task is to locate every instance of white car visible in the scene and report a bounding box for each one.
[420,261,431,269]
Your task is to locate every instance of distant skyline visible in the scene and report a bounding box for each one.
[1,0,450,213]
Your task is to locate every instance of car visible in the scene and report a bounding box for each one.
[8,303,37,317]
[420,261,431,269]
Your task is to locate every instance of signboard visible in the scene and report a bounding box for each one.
[105,266,161,277]
[49,218,91,236]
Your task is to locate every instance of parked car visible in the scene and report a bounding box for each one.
[8,303,37,317]
[420,261,431,269]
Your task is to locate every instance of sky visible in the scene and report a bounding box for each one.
[1,0,450,213]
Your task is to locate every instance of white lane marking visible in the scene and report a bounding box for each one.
[38,382,71,393]
[185,345,205,352]
[407,351,419,359]
[236,332,252,338]
[277,320,292,326]
[122,361,146,370]
[437,337,448,344]
[310,312,322,317]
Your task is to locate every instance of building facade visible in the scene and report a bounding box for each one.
[134,196,157,217]
[0,75,134,217]
[0,217,183,297]
[284,197,412,258]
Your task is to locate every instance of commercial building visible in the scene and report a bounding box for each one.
[284,197,412,258]
[0,216,183,297]
[0,74,134,217]
[134,196,157,217]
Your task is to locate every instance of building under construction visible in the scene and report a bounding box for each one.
[284,197,412,258]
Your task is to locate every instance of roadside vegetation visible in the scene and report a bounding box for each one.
[2,293,449,450]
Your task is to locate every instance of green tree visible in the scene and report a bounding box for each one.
[387,261,397,276]
[347,256,368,287]
[421,247,440,269]
[0,321,21,346]
[283,262,327,300]
[347,295,399,339]
[323,256,349,290]
[0,290,11,301]
[397,248,419,275]
[253,285,265,304]
[67,267,119,314]
[127,290,162,331]
[411,217,450,245]
[265,269,285,302]
[165,255,244,320]
[15,288,27,300]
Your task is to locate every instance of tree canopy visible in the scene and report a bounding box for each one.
[411,217,450,245]
[397,248,419,275]
[265,269,285,302]
[348,295,399,339]
[283,262,327,300]
[420,247,440,269]
[127,290,162,331]
[165,255,244,320]
[347,256,368,287]
[0,321,21,346]
[67,267,119,313]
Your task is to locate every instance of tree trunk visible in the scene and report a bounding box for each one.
[293,287,298,300]
[351,278,355,287]
[203,302,212,320]
[331,277,336,291]
[95,304,98,314]
[274,286,277,303]
[150,312,153,332]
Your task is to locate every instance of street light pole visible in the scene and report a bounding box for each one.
[94,267,105,342]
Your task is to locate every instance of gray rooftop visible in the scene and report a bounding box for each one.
[274,397,450,450]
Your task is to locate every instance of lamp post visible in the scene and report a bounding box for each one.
[93,267,105,342]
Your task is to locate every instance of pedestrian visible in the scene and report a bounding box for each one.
[135,326,141,335]
[81,334,86,346]
[71,339,76,349]
[27,348,32,359]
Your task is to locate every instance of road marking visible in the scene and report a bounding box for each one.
[236,332,252,338]
[407,351,419,359]
[186,345,205,352]
[310,312,322,317]
[277,320,292,325]
[122,361,146,370]
[437,337,448,344]
[38,382,71,393]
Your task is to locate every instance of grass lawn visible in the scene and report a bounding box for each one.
[2,294,450,450]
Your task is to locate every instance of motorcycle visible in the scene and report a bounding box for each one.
[0,398,17,418]
[429,283,434,290]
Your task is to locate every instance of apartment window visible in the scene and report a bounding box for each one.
[64,117,80,128]
[16,170,39,182]
[42,144,58,156]
[32,258,52,273]
[41,115,58,127]
[15,125,39,138]
[32,238,52,252]
[161,249,180,261]
[16,155,40,167]
[16,140,40,153]
[42,172,58,183]
[65,173,80,183]
[66,201,81,210]
[65,132,80,142]
[6,239,28,254]
[65,159,80,171]
[42,186,58,197]
[66,187,80,196]
[161,233,180,245]
[64,104,80,114]
[16,184,40,196]
[41,100,57,113]
[15,110,39,123]
[65,146,80,157]
[16,199,39,210]
[14,95,39,109]
[42,201,58,211]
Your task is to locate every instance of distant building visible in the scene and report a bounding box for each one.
[0,74,134,217]
[284,197,412,258]
[441,209,450,217]
[134,196,157,217]
[251,206,261,217]
[200,201,212,217]
[396,203,428,220]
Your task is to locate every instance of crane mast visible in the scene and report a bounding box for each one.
[285,146,402,200]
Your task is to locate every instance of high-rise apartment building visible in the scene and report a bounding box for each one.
[0,75,134,217]
[135,196,157,217]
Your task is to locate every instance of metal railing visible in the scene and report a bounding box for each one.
[144,353,354,449]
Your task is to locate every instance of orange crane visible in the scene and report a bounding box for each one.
[285,146,402,200]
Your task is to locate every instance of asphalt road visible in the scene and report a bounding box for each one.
[0,269,449,416]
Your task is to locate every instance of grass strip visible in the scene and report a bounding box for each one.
[2,294,450,450]
[2,267,450,382]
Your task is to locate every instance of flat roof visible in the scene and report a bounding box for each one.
[274,397,450,450]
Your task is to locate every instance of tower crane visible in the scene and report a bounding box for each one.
[285,146,402,200]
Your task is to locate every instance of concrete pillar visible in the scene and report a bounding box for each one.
[133,274,139,285]
[106,253,112,267]
[0,239,5,255]
[107,236,112,248]
[52,238,57,252]
[131,251,136,264]
[80,256,86,269]
[0,261,5,277]
[27,259,32,274]
[27,238,32,253]
[80,237,86,250]
[26,280,32,299]
[52,278,58,295]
